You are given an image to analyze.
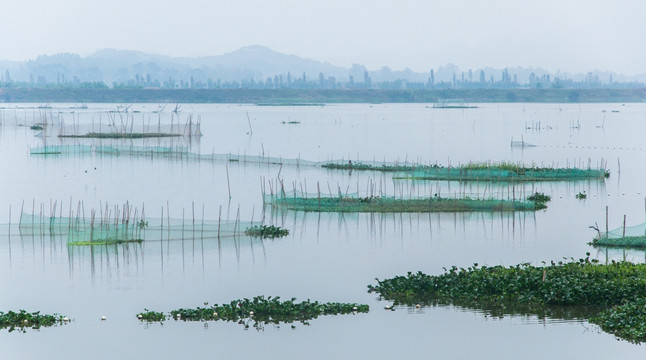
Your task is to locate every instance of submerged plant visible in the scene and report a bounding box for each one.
[244,225,289,238]
[0,310,67,333]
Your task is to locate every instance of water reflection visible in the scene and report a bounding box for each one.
[404,300,602,325]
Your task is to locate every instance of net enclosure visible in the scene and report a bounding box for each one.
[593,222,646,248]
[264,191,541,213]
[321,161,609,182]
[18,212,255,245]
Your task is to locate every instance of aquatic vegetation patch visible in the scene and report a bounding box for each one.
[526,192,551,209]
[244,225,289,238]
[0,310,67,333]
[576,191,587,199]
[526,192,551,204]
[367,255,646,307]
[140,296,368,330]
[590,299,646,344]
[368,255,646,343]
[137,309,166,322]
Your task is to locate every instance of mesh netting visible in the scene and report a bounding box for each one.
[264,192,538,213]
[393,166,608,182]
[31,145,319,166]
[29,145,93,155]
[18,212,255,245]
[594,223,646,248]
[320,160,424,172]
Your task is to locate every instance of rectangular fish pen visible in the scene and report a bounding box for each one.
[264,192,542,213]
[321,160,609,182]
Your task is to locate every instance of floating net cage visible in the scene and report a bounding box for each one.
[29,145,94,155]
[30,145,319,167]
[17,212,256,245]
[263,191,539,213]
[320,160,422,172]
[594,223,646,248]
[28,145,608,183]
[395,166,608,182]
[320,160,608,182]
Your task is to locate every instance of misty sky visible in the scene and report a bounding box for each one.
[2,0,645,74]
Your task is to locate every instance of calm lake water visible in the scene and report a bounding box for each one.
[0,103,645,359]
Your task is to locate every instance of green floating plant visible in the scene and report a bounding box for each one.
[0,310,67,333]
[139,296,368,330]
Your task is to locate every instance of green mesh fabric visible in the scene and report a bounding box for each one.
[17,212,254,245]
[594,223,646,248]
[394,166,607,181]
[320,161,607,181]
[31,145,318,166]
[264,192,538,213]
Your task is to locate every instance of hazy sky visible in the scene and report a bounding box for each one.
[1,0,645,74]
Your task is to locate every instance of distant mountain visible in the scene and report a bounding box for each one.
[0,45,350,85]
[0,46,644,87]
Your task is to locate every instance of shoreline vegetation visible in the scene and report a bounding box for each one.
[1,88,646,103]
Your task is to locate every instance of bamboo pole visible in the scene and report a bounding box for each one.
[605,206,609,239]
